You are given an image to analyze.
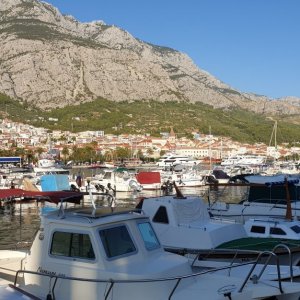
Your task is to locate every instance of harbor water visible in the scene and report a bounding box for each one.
[0,185,248,250]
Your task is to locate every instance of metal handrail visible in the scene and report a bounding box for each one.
[227,251,239,276]
[274,244,293,282]
[190,245,291,294]
[191,247,261,267]
[256,243,293,282]
[238,250,283,293]
[57,192,143,220]
[13,255,285,300]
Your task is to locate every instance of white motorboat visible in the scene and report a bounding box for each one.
[156,153,201,168]
[87,167,142,192]
[209,178,300,222]
[136,187,300,266]
[162,169,206,188]
[1,200,300,299]
[136,171,162,190]
[221,155,266,167]
[137,193,247,251]
[208,200,300,223]
[33,159,69,176]
[245,218,300,239]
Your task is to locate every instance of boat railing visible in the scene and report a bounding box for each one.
[191,245,292,265]
[13,256,286,300]
[190,247,261,266]
[256,243,293,282]
[238,250,283,293]
[57,199,145,221]
[57,191,122,219]
[190,245,293,284]
[210,216,238,224]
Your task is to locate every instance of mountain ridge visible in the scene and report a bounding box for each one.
[0,0,299,117]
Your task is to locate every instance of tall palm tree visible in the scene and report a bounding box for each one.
[36,147,45,159]
[25,149,35,165]
[61,146,70,163]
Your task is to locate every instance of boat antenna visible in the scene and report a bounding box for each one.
[284,177,292,221]
[207,191,211,206]
[209,125,212,171]
[173,181,186,199]
[266,177,296,221]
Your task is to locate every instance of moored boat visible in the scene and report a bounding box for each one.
[136,171,162,190]
[1,198,300,299]
[208,178,300,222]
[88,167,143,192]
[136,189,300,266]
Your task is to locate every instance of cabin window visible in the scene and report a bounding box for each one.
[250,226,265,234]
[50,232,95,260]
[153,206,169,224]
[99,225,136,258]
[270,227,286,236]
[137,222,160,250]
[103,172,111,179]
[291,225,300,234]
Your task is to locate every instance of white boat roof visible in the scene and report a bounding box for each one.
[43,207,147,228]
[246,217,300,226]
[143,195,210,224]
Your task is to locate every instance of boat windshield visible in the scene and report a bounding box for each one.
[137,222,160,251]
[99,225,136,258]
[103,172,112,179]
[291,225,300,234]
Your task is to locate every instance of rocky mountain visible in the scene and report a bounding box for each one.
[0,0,300,115]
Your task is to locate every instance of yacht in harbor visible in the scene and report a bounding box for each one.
[221,154,266,167]
[32,158,69,173]
[156,153,201,167]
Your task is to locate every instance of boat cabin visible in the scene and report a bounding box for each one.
[18,206,192,299]
[245,218,300,240]
[137,195,247,251]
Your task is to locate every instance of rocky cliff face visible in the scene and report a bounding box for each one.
[0,0,299,115]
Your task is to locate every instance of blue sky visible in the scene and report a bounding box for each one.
[45,0,300,99]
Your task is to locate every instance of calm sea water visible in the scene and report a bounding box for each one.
[0,185,248,250]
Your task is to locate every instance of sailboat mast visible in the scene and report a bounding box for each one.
[209,125,212,171]
[269,121,277,148]
[274,121,277,149]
